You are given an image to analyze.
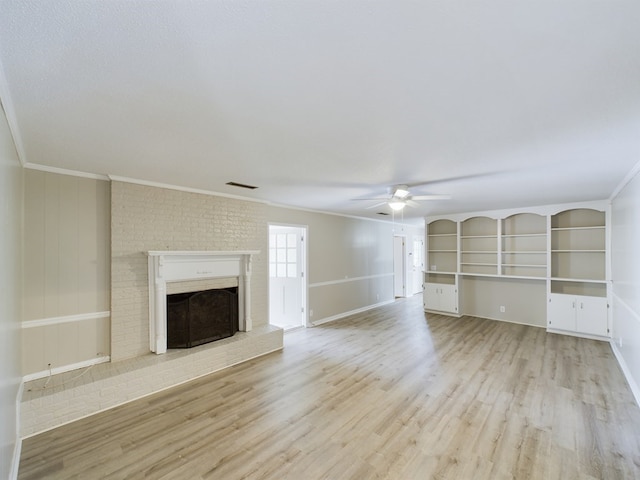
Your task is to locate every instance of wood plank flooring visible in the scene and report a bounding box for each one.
[19,295,640,479]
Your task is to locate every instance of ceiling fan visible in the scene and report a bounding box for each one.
[353,184,451,211]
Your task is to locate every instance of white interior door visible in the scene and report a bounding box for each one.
[393,236,406,298]
[269,226,306,330]
[412,237,425,295]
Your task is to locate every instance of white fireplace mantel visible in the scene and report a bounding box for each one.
[147,250,259,354]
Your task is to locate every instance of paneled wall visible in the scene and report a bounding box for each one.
[111,181,269,361]
[22,170,111,377]
[267,205,424,324]
[611,163,640,401]
[0,102,23,480]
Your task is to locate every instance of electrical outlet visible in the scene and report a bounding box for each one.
[500,306,506,313]
[310,309,314,317]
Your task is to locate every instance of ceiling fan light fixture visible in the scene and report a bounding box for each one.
[393,185,410,198]
[389,200,406,211]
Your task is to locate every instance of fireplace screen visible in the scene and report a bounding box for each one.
[166,287,239,348]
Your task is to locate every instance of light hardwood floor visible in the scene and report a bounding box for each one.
[19,295,640,479]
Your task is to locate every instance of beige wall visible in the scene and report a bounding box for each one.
[460,276,547,327]
[267,206,424,323]
[0,102,23,479]
[22,170,111,376]
[111,181,269,361]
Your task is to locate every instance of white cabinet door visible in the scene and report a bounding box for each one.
[548,294,576,331]
[439,284,458,314]
[424,283,457,314]
[424,283,441,311]
[548,293,608,337]
[576,296,608,337]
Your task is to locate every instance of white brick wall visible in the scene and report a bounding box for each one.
[111,181,269,361]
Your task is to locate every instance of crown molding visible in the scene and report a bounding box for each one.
[23,163,110,181]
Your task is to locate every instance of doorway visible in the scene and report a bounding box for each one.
[412,236,425,295]
[269,225,307,330]
[393,236,406,298]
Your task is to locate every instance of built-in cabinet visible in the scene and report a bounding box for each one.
[547,294,608,337]
[547,208,608,338]
[424,220,459,314]
[424,202,610,340]
[423,283,458,314]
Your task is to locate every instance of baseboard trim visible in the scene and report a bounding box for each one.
[10,381,24,480]
[611,341,640,408]
[311,300,395,326]
[465,314,546,329]
[546,328,610,342]
[23,356,110,383]
[10,436,21,480]
[10,437,21,480]
[424,309,462,318]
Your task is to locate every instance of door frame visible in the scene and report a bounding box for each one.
[268,223,309,328]
[412,235,425,295]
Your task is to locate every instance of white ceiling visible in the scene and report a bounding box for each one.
[0,1,639,224]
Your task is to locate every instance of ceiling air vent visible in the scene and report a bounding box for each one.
[226,181,258,190]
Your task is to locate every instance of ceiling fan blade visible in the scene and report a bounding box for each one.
[365,202,388,209]
[351,196,390,201]
[406,171,505,189]
[411,194,452,200]
[406,200,421,208]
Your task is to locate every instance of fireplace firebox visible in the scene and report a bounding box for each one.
[166,287,239,348]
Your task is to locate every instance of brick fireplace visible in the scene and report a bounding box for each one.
[147,250,258,354]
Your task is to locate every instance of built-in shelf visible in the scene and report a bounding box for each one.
[502,234,547,238]
[551,250,605,253]
[550,209,605,283]
[502,264,546,268]
[550,277,607,284]
[425,206,609,339]
[427,219,458,276]
[551,226,605,231]
[459,271,547,281]
[502,251,546,254]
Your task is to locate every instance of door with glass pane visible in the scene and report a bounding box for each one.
[269,226,306,330]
